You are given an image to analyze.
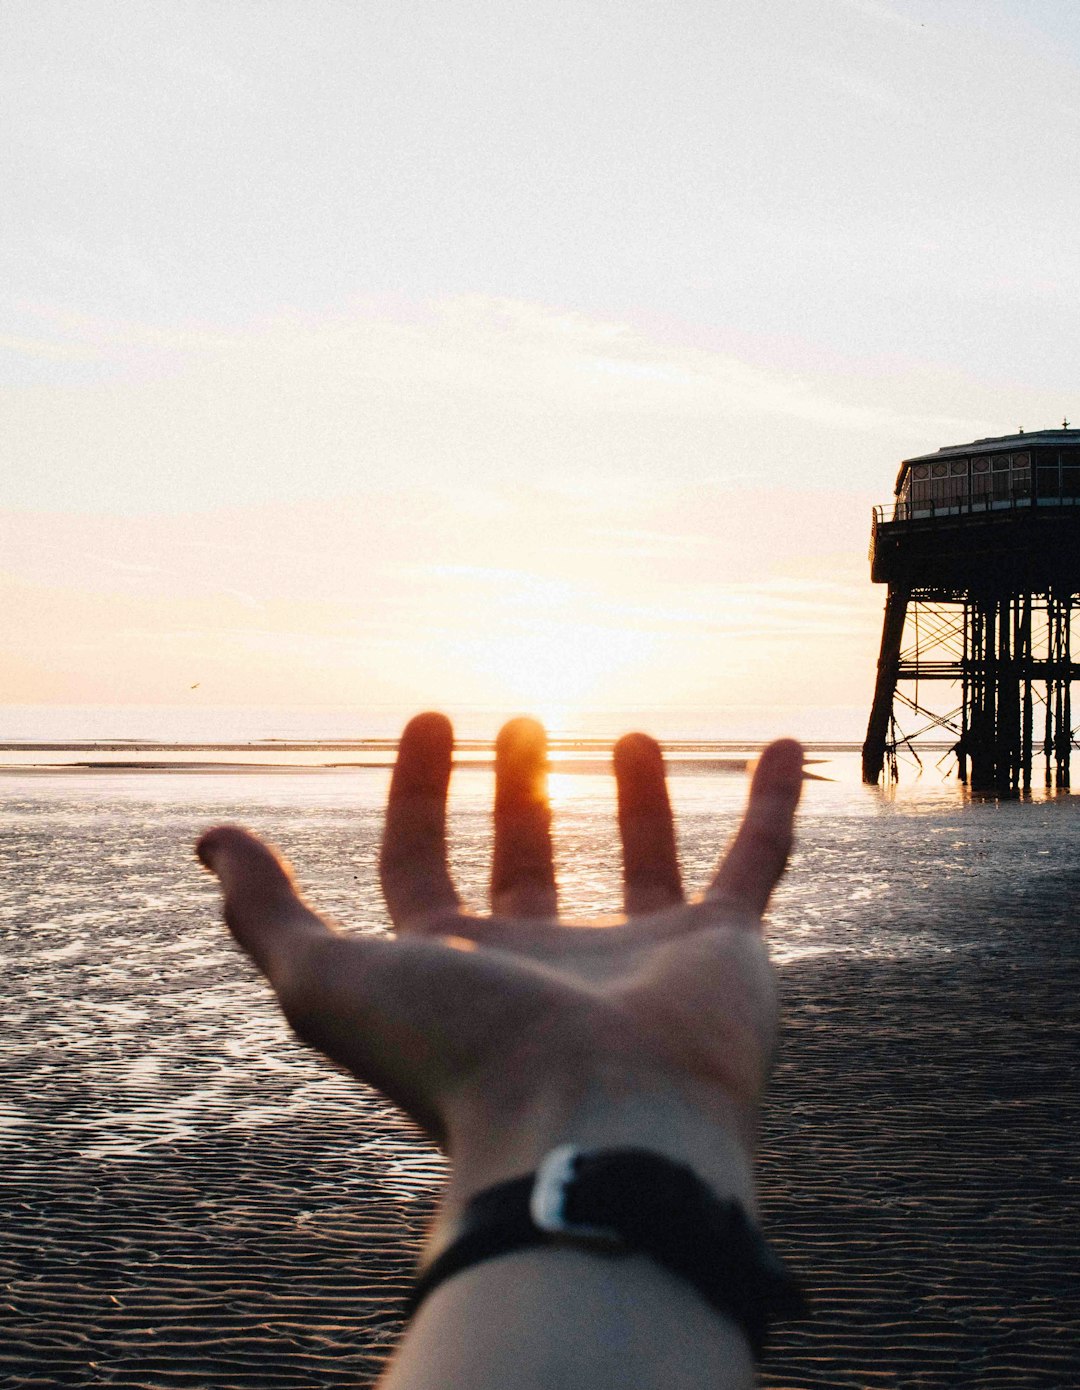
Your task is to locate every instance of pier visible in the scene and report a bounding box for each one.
[862,429,1080,791]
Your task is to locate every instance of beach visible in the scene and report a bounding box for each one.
[2,752,1078,1387]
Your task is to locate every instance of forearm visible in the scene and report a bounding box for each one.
[382,1080,760,1390]
[380,1246,755,1390]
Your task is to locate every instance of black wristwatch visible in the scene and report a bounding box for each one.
[406,1145,806,1358]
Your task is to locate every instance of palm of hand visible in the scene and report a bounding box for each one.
[198,715,802,1174]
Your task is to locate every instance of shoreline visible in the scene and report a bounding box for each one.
[0,757,836,779]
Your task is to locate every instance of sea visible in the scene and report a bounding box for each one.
[2,706,1078,1388]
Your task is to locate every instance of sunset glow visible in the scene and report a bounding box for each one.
[4,2,1080,741]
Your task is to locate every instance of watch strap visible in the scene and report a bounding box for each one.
[405,1147,806,1358]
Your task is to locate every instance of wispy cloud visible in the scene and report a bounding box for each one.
[825,0,931,35]
[17,293,976,444]
[0,334,102,363]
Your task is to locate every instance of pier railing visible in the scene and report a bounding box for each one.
[873,493,1080,527]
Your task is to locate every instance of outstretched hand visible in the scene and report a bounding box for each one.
[197,715,803,1218]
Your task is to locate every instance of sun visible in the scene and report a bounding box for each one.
[461,618,652,735]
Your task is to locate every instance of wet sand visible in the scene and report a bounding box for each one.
[762,949,1080,1387]
[4,949,1077,1388]
[2,769,1078,1387]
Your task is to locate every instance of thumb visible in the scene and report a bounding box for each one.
[196,824,332,978]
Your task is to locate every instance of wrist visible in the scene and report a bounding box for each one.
[407,1137,802,1373]
[435,1070,758,1250]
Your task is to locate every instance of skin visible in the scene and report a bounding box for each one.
[197,713,804,1389]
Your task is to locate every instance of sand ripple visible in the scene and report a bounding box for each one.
[761,952,1080,1388]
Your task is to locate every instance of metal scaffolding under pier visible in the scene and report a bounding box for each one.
[862,430,1080,792]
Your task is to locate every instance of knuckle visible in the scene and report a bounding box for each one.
[740,819,792,863]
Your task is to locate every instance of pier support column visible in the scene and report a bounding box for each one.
[969,598,997,791]
[862,587,909,784]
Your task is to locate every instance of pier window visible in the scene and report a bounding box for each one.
[1037,459,1057,500]
[922,458,971,512]
[1038,454,1080,502]
[903,453,1036,514]
[910,463,931,513]
[983,453,1031,506]
[931,461,949,508]
[1011,453,1031,501]
[971,456,991,506]
[946,459,969,508]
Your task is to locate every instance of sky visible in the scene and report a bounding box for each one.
[3,0,1080,739]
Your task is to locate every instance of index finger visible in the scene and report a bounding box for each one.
[380,712,461,930]
[705,738,804,921]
